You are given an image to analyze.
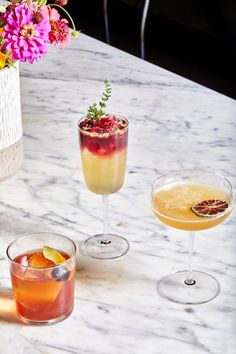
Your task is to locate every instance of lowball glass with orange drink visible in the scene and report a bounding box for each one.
[7,233,76,325]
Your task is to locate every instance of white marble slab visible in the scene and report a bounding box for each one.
[0,34,235,354]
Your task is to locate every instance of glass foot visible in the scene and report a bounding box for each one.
[158,270,220,304]
[80,234,130,260]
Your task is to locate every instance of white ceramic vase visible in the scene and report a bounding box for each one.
[0,62,23,180]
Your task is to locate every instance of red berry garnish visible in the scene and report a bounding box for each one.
[79,115,128,156]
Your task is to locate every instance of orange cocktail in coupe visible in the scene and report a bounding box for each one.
[151,169,233,305]
[152,182,232,231]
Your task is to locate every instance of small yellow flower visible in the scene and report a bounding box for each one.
[0,52,7,69]
[71,30,80,38]
[0,28,3,37]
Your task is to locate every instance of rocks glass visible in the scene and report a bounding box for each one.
[7,232,76,325]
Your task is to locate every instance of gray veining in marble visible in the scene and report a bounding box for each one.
[0,34,235,354]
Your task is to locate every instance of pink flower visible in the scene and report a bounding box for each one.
[2,3,50,63]
[54,0,68,6]
[49,19,70,48]
[41,5,70,48]
[41,5,60,22]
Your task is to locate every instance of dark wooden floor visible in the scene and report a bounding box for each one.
[67,1,236,99]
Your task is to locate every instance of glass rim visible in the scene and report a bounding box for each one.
[77,115,129,137]
[151,168,233,224]
[152,168,233,190]
[6,232,77,270]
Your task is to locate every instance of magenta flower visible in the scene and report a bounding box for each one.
[41,5,60,22]
[2,3,50,63]
[41,5,70,48]
[49,19,70,48]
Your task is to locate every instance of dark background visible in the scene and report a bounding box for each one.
[66,0,236,99]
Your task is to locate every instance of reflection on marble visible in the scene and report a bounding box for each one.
[0,34,235,354]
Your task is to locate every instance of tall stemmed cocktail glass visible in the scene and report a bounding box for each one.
[151,169,233,304]
[78,115,129,259]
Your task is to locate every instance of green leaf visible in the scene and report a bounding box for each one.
[86,80,112,121]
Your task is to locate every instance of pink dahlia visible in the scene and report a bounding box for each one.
[41,5,70,48]
[49,19,70,48]
[2,3,50,63]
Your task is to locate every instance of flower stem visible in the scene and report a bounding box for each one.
[38,0,47,8]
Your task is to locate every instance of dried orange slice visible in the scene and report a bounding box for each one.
[42,246,66,265]
[192,199,228,217]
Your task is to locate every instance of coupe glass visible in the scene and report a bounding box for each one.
[151,169,233,304]
[78,116,129,259]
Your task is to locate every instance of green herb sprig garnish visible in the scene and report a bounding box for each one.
[86,80,111,120]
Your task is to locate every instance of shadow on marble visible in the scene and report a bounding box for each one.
[76,250,128,283]
[0,211,65,255]
[0,287,22,324]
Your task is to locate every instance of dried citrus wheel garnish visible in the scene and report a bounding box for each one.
[192,199,229,217]
[43,246,66,265]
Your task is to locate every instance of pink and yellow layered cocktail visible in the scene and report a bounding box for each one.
[79,116,128,195]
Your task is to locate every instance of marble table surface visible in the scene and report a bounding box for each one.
[0,34,235,354]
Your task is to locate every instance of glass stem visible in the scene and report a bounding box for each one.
[100,194,111,244]
[185,231,196,285]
